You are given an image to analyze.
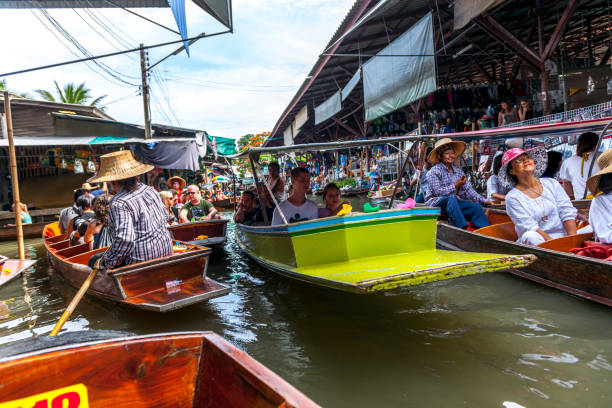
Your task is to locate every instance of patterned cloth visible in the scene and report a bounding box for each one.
[104,183,173,269]
[425,163,486,206]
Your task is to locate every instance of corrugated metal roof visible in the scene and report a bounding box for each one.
[0,1,168,7]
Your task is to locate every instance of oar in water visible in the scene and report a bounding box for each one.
[49,257,104,337]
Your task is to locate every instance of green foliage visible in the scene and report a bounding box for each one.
[332,178,356,188]
[237,134,255,150]
[34,81,107,109]
[0,79,6,91]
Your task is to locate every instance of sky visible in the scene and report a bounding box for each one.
[0,0,354,138]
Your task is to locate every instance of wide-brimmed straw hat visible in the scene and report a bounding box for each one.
[498,147,547,189]
[586,149,612,195]
[167,176,186,189]
[87,150,153,183]
[73,182,99,192]
[428,138,467,164]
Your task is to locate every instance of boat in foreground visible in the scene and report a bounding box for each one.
[168,218,228,246]
[0,331,319,407]
[0,256,37,287]
[436,210,612,307]
[43,222,230,312]
[236,207,536,293]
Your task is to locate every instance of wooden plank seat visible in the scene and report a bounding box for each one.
[65,247,108,265]
[537,233,595,252]
[48,239,70,251]
[53,242,91,259]
[475,221,518,241]
[486,211,512,225]
[45,234,67,244]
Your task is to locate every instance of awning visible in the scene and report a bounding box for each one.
[206,134,236,156]
[0,136,197,146]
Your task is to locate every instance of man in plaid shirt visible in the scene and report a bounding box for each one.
[425,138,492,230]
[86,151,172,269]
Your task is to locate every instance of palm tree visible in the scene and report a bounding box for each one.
[0,79,29,98]
[35,81,107,110]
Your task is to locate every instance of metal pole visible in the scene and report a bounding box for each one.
[4,92,24,260]
[249,157,270,225]
[140,44,152,139]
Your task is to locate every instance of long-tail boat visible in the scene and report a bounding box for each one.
[231,139,536,293]
[168,219,228,246]
[0,256,37,287]
[43,222,230,312]
[0,331,319,407]
[437,208,612,307]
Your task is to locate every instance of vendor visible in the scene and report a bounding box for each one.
[501,147,577,246]
[586,149,612,244]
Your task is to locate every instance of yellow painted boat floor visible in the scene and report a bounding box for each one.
[296,250,515,284]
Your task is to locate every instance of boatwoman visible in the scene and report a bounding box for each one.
[501,147,577,246]
[87,151,173,269]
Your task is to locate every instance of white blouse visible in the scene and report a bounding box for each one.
[559,152,600,198]
[589,194,612,244]
[506,178,577,239]
[486,175,508,199]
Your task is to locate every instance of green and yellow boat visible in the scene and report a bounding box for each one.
[234,137,535,293]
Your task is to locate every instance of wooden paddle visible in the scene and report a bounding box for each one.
[49,257,104,337]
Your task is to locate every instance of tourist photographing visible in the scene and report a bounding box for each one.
[501,147,577,246]
[271,167,318,225]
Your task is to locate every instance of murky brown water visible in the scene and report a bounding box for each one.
[0,204,610,407]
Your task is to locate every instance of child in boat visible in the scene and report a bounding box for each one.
[500,147,577,246]
[318,183,350,218]
[83,195,112,251]
[11,203,32,225]
[586,149,612,244]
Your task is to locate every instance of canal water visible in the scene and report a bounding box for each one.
[0,204,610,407]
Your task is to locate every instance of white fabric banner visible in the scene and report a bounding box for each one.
[342,68,361,102]
[283,126,293,146]
[314,91,342,125]
[294,105,309,130]
[362,13,436,122]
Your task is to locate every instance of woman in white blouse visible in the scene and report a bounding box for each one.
[559,132,600,199]
[499,147,577,246]
[486,154,508,201]
[586,149,612,244]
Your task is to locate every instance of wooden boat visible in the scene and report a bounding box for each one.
[0,221,47,241]
[43,222,230,312]
[368,186,402,199]
[211,197,235,209]
[0,256,37,287]
[0,331,319,407]
[168,218,228,246]
[236,207,535,293]
[436,210,612,307]
[341,187,370,197]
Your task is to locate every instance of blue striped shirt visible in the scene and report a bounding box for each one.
[104,183,172,269]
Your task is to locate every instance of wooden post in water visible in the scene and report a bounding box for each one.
[4,92,24,260]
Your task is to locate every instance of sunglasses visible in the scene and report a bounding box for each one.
[187,191,199,195]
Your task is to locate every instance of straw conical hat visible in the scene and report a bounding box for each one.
[167,176,186,189]
[428,138,467,164]
[87,150,153,183]
[586,149,612,195]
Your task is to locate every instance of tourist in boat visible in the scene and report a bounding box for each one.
[234,190,260,224]
[486,154,508,201]
[179,185,220,223]
[541,151,563,179]
[86,150,173,269]
[518,99,534,122]
[318,183,350,218]
[266,162,285,202]
[11,203,32,225]
[425,138,492,230]
[271,167,318,225]
[500,147,577,246]
[415,151,433,203]
[559,132,601,199]
[68,194,94,240]
[82,195,112,250]
[586,149,612,244]
[59,187,89,234]
[498,101,518,126]
[167,176,186,204]
[158,190,178,225]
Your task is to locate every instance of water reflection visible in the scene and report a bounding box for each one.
[0,213,610,407]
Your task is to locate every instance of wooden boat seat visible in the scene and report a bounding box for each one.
[486,211,511,225]
[54,242,91,259]
[537,232,594,253]
[45,234,67,244]
[48,239,70,251]
[65,247,108,265]
[475,221,518,241]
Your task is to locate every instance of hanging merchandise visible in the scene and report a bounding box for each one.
[607,78,612,95]
[74,160,84,174]
[587,76,595,95]
[61,158,67,169]
[87,160,96,173]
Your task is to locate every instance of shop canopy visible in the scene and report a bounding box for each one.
[206,134,236,157]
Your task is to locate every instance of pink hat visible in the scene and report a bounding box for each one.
[498,147,547,189]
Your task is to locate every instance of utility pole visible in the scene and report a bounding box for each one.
[140,44,152,139]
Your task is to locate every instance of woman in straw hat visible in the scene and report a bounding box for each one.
[501,147,577,246]
[425,138,491,230]
[86,150,173,269]
[586,149,612,243]
[167,176,186,204]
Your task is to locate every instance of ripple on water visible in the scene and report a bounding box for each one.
[521,352,580,364]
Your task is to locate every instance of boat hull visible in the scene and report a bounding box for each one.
[236,208,535,293]
[0,222,47,241]
[0,331,319,407]
[168,219,228,246]
[436,222,612,306]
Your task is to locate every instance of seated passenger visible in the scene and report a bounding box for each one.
[501,147,577,246]
[318,183,350,218]
[12,203,32,225]
[234,191,260,224]
[158,190,178,225]
[271,167,318,225]
[59,188,89,234]
[559,131,600,199]
[83,195,112,251]
[586,149,612,244]
[486,154,509,201]
[425,138,492,229]
[180,185,220,223]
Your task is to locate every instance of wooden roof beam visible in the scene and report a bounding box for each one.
[331,116,361,138]
[542,0,580,60]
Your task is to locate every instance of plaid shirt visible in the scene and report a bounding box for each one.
[425,163,486,206]
[104,183,172,269]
